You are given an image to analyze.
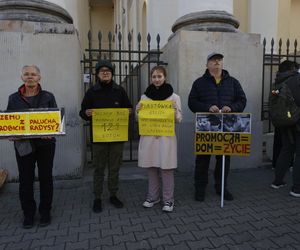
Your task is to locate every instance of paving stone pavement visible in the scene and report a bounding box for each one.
[1,165,300,250]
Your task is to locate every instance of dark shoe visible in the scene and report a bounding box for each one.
[93,199,102,213]
[270,181,287,189]
[290,188,300,198]
[216,189,234,201]
[110,196,124,208]
[195,190,205,202]
[39,213,51,227]
[23,216,34,229]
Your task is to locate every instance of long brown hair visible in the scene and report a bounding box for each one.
[150,65,167,77]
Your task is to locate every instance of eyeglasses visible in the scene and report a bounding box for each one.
[99,69,112,74]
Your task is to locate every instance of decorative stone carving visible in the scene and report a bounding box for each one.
[172,10,239,33]
[0,0,73,24]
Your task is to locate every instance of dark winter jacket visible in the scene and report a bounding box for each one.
[275,71,300,107]
[7,84,57,110]
[6,84,57,145]
[188,69,247,113]
[79,80,132,121]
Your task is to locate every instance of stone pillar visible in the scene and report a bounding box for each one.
[147,0,234,47]
[161,9,263,171]
[0,0,84,181]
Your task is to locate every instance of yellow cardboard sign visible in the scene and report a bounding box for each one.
[0,111,63,137]
[92,108,129,142]
[195,132,251,156]
[194,112,251,156]
[138,100,175,136]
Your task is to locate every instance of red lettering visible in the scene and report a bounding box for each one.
[223,144,250,154]
[224,144,230,153]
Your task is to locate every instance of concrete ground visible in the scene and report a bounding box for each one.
[1,164,300,250]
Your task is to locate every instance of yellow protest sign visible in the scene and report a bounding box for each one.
[194,113,251,156]
[195,132,251,156]
[92,108,129,142]
[138,100,175,136]
[0,110,64,137]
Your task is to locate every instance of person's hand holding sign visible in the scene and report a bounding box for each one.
[209,105,220,113]
[85,109,93,117]
[136,103,142,113]
[221,106,231,113]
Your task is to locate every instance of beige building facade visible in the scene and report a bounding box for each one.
[49,0,300,52]
[24,0,297,172]
[234,0,300,50]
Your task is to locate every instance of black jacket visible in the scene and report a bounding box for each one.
[79,80,132,121]
[188,69,247,113]
[6,84,57,145]
[275,71,300,107]
[7,84,57,110]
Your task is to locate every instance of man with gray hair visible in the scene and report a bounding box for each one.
[7,65,57,229]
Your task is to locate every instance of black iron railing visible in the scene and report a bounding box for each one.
[262,38,300,133]
[81,31,167,162]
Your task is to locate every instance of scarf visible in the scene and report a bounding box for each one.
[144,83,173,100]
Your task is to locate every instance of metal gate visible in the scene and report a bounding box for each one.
[81,31,167,162]
[261,38,300,133]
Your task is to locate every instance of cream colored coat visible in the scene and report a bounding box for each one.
[136,93,182,169]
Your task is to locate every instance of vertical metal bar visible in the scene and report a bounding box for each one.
[278,39,282,64]
[128,32,132,101]
[286,39,290,60]
[294,39,298,61]
[261,38,266,121]
[147,33,151,85]
[118,32,122,87]
[87,30,93,162]
[156,34,160,65]
[296,40,299,66]
[128,32,133,161]
[88,30,92,88]
[98,31,102,60]
[268,38,274,132]
[108,32,113,60]
[137,33,142,99]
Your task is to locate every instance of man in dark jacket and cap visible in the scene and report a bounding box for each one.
[188,52,247,202]
[270,60,300,198]
[79,59,132,213]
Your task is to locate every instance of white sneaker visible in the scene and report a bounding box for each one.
[162,201,174,212]
[290,189,300,198]
[142,198,160,208]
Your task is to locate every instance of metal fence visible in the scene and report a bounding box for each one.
[81,31,167,162]
[261,38,300,133]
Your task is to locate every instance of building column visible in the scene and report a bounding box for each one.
[147,0,235,47]
[161,1,263,171]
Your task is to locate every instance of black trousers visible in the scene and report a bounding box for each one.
[194,155,230,192]
[15,143,55,217]
[275,128,300,192]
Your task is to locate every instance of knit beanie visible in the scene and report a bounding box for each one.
[95,59,114,75]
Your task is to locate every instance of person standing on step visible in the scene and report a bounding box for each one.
[7,65,57,229]
[188,52,247,202]
[79,59,132,213]
[136,65,182,212]
[270,60,300,198]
